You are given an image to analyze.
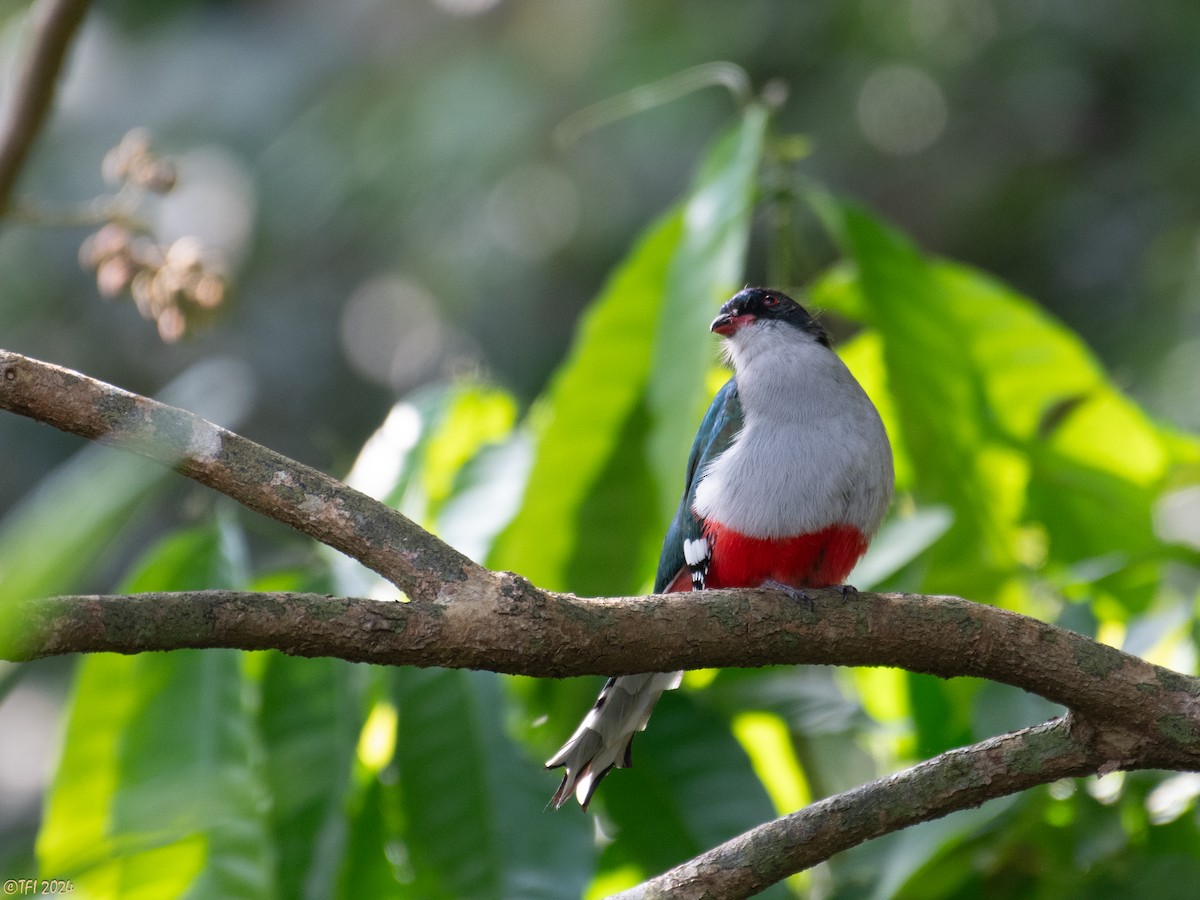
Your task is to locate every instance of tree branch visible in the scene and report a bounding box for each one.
[0,349,480,597]
[0,0,93,215]
[5,347,1200,898]
[610,716,1101,900]
[7,589,1197,899]
[7,588,1200,772]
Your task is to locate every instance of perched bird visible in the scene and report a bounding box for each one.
[546,287,894,810]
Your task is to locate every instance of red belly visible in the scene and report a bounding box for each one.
[665,522,868,593]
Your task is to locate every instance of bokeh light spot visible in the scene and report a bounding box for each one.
[484,164,580,260]
[432,0,502,17]
[340,277,445,390]
[856,65,948,155]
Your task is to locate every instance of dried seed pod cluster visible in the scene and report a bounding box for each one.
[79,129,228,342]
[101,128,178,194]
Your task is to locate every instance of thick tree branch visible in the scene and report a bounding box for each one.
[0,0,93,215]
[0,349,480,597]
[7,588,1200,774]
[7,589,1197,899]
[5,347,1200,898]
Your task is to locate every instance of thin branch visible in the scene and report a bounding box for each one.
[0,0,93,215]
[610,717,1102,900]
[0,349,481,597]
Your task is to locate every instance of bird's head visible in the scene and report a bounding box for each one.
[710,288,830,347]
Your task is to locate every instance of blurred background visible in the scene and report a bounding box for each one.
[4,0,1200,488]
[3,0,1200,889]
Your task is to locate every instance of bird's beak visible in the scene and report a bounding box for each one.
[711,311,754,336]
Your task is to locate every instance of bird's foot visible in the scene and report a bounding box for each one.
[762,581,859,609]
[762,579,816,610]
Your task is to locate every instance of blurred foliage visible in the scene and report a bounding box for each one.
[4,1,1200,897]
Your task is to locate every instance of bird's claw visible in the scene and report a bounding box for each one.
[763,579,816,611]
[763,581,859,610]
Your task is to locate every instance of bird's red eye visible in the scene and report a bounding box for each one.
[763,295,779,307]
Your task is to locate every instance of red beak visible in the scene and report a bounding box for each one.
[711,312,755,336]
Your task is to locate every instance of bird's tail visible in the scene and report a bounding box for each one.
[545,671,683,810]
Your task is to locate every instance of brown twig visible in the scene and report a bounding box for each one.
[0,0,94,215]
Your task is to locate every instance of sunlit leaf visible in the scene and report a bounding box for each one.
[420,385,517,522]
[644,103,770,521]
[37,523,274,899]
[332,381,521,591]
[592,694,786,898]
[488,211,680,594]
[384,667,593,900]
[492,105,768,595]
[731,711,811,813]
[706,666,877,803]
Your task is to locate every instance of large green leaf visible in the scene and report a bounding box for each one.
[644,103,770,521]
[382,667,593,899]
[487,210,680,594]
[255,637,362,899]
[332,381,521,596]
[591,692,787,898]
[491,104,768,595]
[812,198,1200,607]
[36,522,274,899]
[927,262,1198,611]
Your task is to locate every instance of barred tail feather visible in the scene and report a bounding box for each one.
[545,671,683,809]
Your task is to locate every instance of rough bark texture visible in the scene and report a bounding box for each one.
[7,587,1200,776]
[608,716,1122,899]
[5,347,1200,900]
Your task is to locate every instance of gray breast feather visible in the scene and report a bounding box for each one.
[693,326,894,539]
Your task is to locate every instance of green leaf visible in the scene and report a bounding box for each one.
[488,211,680,594]
[644,103,770,521]
[354,382,518,530]
[336,775,406,897]
[591,694,787,898]
[492,104,768,595]
[849,505,954,590]
[333,382,521,594]
[0,450,165,606]
[705,666,877,803]
[384,668,593,900]
[256,652,361,900]
[36,523,275,899]
[907,672,979,760]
